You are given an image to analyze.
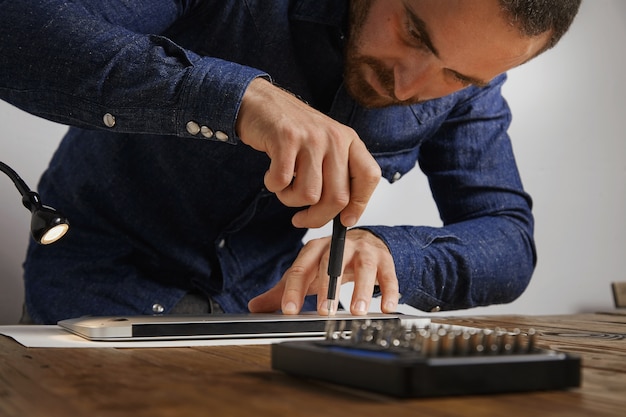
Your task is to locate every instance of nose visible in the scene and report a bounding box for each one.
[392,56,458,101]
[393,59,431,102]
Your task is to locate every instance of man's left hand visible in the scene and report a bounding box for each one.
[247,229,399,315]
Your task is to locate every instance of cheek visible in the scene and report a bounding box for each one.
[353,28,394,60]
[352,2,404,58]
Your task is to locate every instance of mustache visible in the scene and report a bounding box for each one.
[344,53,425,108]
[352,55,396,98]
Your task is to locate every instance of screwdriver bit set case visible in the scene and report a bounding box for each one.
[271,318,581,397]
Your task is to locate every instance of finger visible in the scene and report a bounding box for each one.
[294,139,379,229]
[280,239,327,314]
[291,146,350,229]
[275,153,323,209]
[341,140,381,227]
[247,280,286,313]
[349,254,379,316]
[291,170,350,228]
[263,145,297,194]
[377,265,400,313]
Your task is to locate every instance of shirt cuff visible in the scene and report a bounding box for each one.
[178,57,269,144]
[357,224,460,311]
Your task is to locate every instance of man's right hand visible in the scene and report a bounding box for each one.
[235,78,381,229]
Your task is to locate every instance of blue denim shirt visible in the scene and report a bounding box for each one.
[0,0,535,324]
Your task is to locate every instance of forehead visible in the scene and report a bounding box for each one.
[403,0,550,78]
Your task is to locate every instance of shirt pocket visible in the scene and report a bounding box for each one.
[349,101,454,184]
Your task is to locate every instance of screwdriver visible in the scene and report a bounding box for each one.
[326,215,347,316]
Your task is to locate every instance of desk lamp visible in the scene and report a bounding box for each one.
[0,161,69,244]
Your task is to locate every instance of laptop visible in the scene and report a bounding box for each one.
[58,312,430,341]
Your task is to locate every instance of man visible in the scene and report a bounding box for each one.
[0,1,580,324]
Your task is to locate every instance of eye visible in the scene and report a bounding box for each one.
[452,73,472,87]
[403,17,430,51]
[402,12,438,56]
[405,21,425,46]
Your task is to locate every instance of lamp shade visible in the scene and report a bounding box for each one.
[1,161,69,244]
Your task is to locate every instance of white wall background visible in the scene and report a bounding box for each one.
[0,1,624,324]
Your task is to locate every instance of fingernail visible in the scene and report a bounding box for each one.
[283,302,298,314]
[343,215,357,227]
[384,301,397,312]
[354,300,367,314]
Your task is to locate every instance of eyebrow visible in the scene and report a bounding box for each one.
[403,2,490,88]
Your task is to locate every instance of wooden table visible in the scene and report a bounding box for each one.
[1,313,625,417]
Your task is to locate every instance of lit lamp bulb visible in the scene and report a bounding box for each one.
[1,161,69,245]
[40,222,70,245]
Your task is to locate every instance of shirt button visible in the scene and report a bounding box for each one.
[200,126,214,138]
[217,239,226,249]
[152,303,165,313]
[215,131,229,142]
[430,306,441,313]
[186,121,200,135]
[103,113,116,128]
[391,172,402,183]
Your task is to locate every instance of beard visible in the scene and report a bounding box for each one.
[344,55,424,108]
[344,0,424,108]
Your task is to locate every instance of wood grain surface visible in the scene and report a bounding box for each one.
[1,313,624,417]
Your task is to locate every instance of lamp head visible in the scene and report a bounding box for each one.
[30,205,70,244]
[22,192,70,245]
[1,161,70,245]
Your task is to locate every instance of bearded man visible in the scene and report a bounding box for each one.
[0,0,581,324]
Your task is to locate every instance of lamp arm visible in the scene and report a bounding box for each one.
[0,160,32,197]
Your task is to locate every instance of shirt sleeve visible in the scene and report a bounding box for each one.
[0,0,265,143]
[361,76,537,312]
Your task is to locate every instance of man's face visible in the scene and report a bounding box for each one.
[345,0,551,108]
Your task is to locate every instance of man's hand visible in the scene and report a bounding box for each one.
[236,78,381,229]
[247,229,399,315]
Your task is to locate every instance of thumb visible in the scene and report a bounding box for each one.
[247,283,285,313]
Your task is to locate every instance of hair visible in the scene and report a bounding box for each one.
[498,0,582,54]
